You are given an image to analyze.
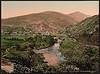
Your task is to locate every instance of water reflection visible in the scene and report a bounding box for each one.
[41,42,65,62]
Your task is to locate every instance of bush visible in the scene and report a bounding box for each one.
[60,41,99,71]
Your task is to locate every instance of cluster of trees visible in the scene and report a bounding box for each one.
[25,35,56,45]
[60,40,99,72]
[9,50,46,73]
[14,35,56,51]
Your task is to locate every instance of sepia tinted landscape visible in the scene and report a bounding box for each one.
[1,1,99,73]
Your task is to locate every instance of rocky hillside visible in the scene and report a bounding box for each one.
[2,11,77,33]
[67,11,90,22]
[65,15,99,45]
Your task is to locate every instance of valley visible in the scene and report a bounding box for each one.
[1,11,99,73]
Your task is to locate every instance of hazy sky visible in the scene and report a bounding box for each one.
[1,1,99,19]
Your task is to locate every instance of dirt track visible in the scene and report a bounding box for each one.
[1,63,14,73]
[86,45,99,49]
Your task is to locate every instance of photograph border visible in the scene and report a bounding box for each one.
[0,0,99,74]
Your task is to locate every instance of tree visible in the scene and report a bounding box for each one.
[16,44,20,51]
[1,69,8,74]
[45,35,54,46]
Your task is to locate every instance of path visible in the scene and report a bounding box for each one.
[1,58,14,73]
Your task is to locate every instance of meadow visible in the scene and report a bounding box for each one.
[1,34,36,48]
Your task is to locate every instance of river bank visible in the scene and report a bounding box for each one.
[34,41,65,66]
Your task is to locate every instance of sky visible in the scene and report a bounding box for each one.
[1,1,99,19]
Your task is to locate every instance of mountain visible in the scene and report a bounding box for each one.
[65,15,99,45]
[2,11,78,33]
[67,11,90,22]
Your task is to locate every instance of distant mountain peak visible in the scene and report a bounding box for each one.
[39,11,66,15]
[74,11,90,16]
[67,11,91,22]
[74,11,82,13]
[41,11,57,13]
[70,11,87,14]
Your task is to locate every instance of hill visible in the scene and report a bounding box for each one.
[65,15,99,45]
[67,11,90,22]
[2,11,77,33]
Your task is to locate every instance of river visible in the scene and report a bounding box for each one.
[34,41,65,66]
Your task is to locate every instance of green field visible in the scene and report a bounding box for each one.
[1,34,36,48]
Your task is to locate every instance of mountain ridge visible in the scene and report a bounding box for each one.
[2,11,78,33]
